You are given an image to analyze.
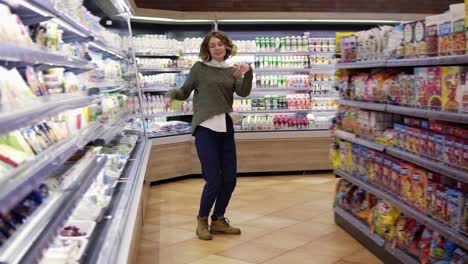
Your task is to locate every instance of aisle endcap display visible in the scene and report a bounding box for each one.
[334,169,468,250]
[0,156,107,264]
[337,99,468,125]
[334,206,419,264]
[337,55,468,69]
[335,129,385,152]
[0,93,97,136]
[84,141,151,264]
[0,122,103,214]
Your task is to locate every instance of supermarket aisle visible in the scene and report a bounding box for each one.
[137,174,382,264]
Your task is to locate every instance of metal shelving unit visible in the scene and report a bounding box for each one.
[335,169,468,250]
[0,94,98,135]
[256,67,334,73]
[336,99,387,112]
[334,206,419,264]
[135,52,180,58]
[139,67,187,74]
[337,55,468,69]
[94,112,131,145]
[236,109,336,114]
[0,155,107,264]
[335,130,385,152]
[140,87,176,92]
[181,51,335,56]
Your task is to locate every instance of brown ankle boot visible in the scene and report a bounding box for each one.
[210,216,241,235]
[196,216,213,240]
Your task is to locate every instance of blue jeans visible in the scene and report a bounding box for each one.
[195,114,237,217]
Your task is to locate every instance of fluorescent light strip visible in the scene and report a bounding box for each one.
[132,16,400,24]
[131,16,213,23]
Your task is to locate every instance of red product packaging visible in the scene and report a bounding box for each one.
[390,158,401,196]
[426,67,443,110]
[427,132,438,158]
[443,135,457,164]
[411,167,427,211]
[453,126,468,140]
[419,129,429,156]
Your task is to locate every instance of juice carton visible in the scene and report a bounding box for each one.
[390,158,401,195]
[426,173,440,216]
[426,67,443,110]
[435,184,449,223]
[442,66,462,112]
[399,162,413,203]
[411,167,427,211]
[447,187,463,229]
[414,67,429,108]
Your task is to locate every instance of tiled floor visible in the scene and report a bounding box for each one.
[137,173,382,264]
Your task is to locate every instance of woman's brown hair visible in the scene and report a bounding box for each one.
[199,31,237,61]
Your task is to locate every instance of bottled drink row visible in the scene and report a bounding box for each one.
[238,113,333,131]
[140,73,188,89]
[253,55,335,69]
[128,95,193,115]
[252,35,336,53]
[233,94,337,111]
[255,72,335,88]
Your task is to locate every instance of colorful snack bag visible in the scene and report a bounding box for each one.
[399,162,413,203]
[447,187,463,229]
[411,168,427,211]
[425,15,439,57]
[335,179,352,207]
[450,248,468,264]
[430,233,458,261]
[442,66,462,112]
[355,193,377,221]
[418,226,433,263]
[393,214,408,248]
[371,201,401,241]
[438,13,453,56]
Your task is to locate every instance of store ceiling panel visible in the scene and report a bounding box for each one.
[134,0,458,13]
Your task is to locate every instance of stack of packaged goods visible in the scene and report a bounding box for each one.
[132,34,182,55]
[233,93,337,112]
[340,3,465,62]
[335,179,467,264]
[128,95,192,116]
[238,113,332,131]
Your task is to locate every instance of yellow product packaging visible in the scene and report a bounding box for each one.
[371,201,401,241]
[335,32,355,56]
[442,66,462,111]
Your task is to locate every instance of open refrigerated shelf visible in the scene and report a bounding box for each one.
[256,67,333,73]
[94,112,131,145]
[0,42,94,70]
[0,93,98,135]
[335,130,385,152]
[251,87,337,93]
[82,140,151,264]
[386,147,468,183]
[182,51,335,56]
[88,40,127,60]
[0,155,107,264]
[140,87,176,92]
[334,206,419,264]
[235,109,336,114]
[139,67,187,74]
[0,121,102,214]
[334,169,468,250]
[135,52,180,58]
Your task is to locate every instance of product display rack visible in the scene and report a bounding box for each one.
[337,55,468,69]
[334,52,468,263]
[0,156,107,263]
[336,99,468,124]
[335,169,468,250]
[134,52,180,58]
[335,129,468,184]
[138,67,186,74]
[235,109,336,114]
[255,67,334,73]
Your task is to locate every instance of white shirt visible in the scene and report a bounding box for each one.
[199,59,232,132]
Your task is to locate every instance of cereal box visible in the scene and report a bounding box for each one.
[447,188,463,229]
[444,135,457,164]
[414,20,427,57]
[438,13,453,56]
[419,129,429,156]
[462,193,468,235]
[442,66,462,112]
[383,157,393,190]
[403,22,416,58]
[411,168,427,210]
[394,123,405,148]
[375,153,385,186]
[425,15,439,56]
[459,66,468,113]
[426,67,443,110]
[352,143,360,177]
[434,134,446,161]
[390,158,401,195]
[427,132,438,158]
[414,67,428,108]
[435,184,448,223]
[452,8,466,55]
[399,162,413,203]
[426,173,440,216]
